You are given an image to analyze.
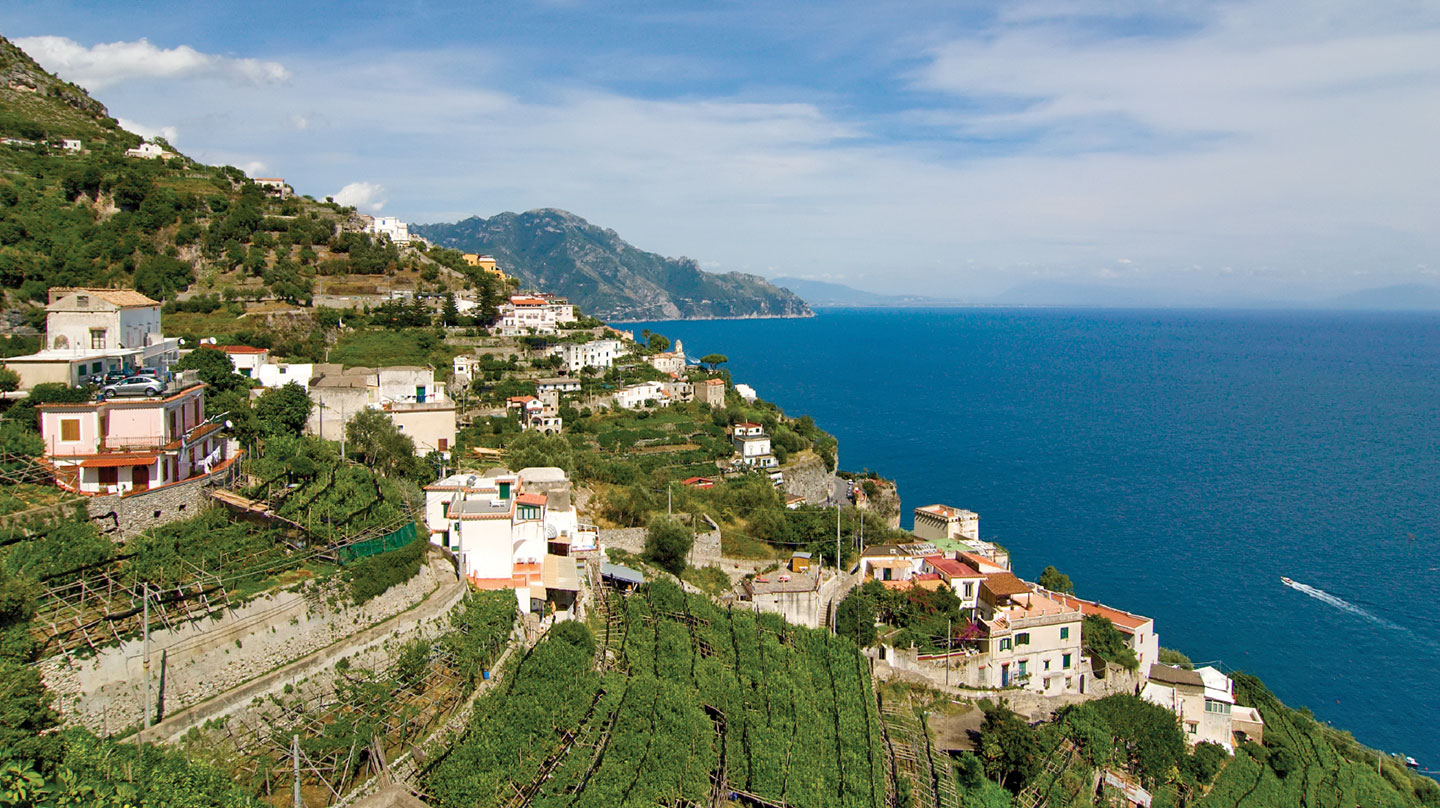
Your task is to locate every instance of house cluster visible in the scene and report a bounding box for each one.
[610,379,693,410]
[304,364,455,456]
[2,288,182,391]
[861,501,1264,750]
[498,294,575,336]
[505,392,562,434]
[424,466,597,616]
[2,137,83,152]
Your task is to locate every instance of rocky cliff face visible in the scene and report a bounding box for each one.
[413,209,813,321]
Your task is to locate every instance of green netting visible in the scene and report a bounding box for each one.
[338,521,419,563]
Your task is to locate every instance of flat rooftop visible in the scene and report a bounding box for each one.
[745,567,820,595]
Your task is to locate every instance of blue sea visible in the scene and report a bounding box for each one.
[626,307,1440,767]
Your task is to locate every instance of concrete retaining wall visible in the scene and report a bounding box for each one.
[41,557,450,735]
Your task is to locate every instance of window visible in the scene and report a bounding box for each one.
[999,638,1012,652]
[1060,627,1070,640]
[438,438,449,452]
[60,419,80,442]
[1205,699,1232,714]
[1016,632,1030,646]
[76,295,89,307]
[1043,658,1051,671]
[90,328,106,350]
[963,582,974,598]
[1017,659,1027,676]
[1187,722,1199,734]
[1063,653,1072,668]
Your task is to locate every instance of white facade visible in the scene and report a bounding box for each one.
[255,362,314,390]
[60,139,82,152]
[499,296,576,336]
[365,216,414,244]
[124,142,171,159]
[213,346,270,378]
[913,504,980,543]
[46,289,162,353]
[612,381,667,409]
[735,383,758,402]
[377,366,443,405]
[555,339,624,370]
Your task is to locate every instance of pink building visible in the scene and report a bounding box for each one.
[38,382,231,495]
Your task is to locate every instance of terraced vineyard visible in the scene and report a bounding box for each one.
[426,579,887,807]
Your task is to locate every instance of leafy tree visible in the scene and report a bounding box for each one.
[1038,565,1074,594]
[648,333,671,353]
[977,702,1041,790]
[173,346,246,394]
[1158,647,1194,669]
[699,353,728,370]
[1086,694,1187,789]
[133,254,194,300]
[253,382,311,437]
[0,367,18,394]
[835,589,877,647]
[643,515,694,576]
[345,408,418,478]
[1083,614,1139,670]
[503,431,574,472]
[441,292,459,326]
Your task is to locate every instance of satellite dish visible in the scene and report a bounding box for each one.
[224,420,234,430]
[178,338,186,346]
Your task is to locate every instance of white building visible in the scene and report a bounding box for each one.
[423,468,596,615]
[124,142,172,159]
[364,216,414,244]
[978,572,1085,695]
[254,177,293,197]
[731,422,777,468]
[734,383,758,403]
[535,377,582,394]
[555,339,624,370]
[612,381,667,410]
[306,364,454,454]
[647,339,686,375]
[914,504,980,543]
[255,362,314,391]
[210,345,270,378]
[499,296,577,336]
[60,139,82,152]
[1141,664,1260,752]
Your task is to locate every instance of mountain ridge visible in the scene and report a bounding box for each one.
[414,210,813,321]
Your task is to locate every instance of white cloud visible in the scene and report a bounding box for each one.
[240,161,268,176]
[44,2,1440,302]
[116,117,178,144]
[14,36,290,91]
[333,182,387,213]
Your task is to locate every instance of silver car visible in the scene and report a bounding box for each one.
[103,375,166,397]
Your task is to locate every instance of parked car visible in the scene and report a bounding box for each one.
[102,376,166,397]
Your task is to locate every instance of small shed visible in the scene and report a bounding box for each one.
[790,551,813,573]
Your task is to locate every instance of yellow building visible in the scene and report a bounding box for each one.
[462,253,506,279]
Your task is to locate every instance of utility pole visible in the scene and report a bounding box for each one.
[836,503,841,574]
[668,482,672,515]
[946,617,952,688]
[293,734,302,808]
[142,583,151,735]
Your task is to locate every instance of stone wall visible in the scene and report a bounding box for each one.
[41,557,449,735]
[84,472,224,541]
[598,521,722,567]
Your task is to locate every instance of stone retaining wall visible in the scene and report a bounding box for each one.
[41,557,448,735]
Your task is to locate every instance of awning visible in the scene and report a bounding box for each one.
[543,554,580,591]
[601,562,646,586]
[79,454,157,469]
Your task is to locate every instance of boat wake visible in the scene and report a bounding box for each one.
[1282,578,1405,632]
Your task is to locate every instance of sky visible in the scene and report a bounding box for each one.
[5,0,1440,304]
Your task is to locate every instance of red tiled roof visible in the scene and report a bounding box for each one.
[510,297,548,306]
[1050,593,1150,632]
[80,453,157,468]
[516,493,547,507]
[212,345,268,354]
[925,556,982,579]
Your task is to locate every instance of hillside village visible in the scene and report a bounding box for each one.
[1,33,1437,810]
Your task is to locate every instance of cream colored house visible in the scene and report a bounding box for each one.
[1048,592,1160,676]
[1141,664,1261,752]
[699,377,726,408]
[978,573,1084,695]
[647,339,686,375]
[306,365,453,455]
[914,503,980,542]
